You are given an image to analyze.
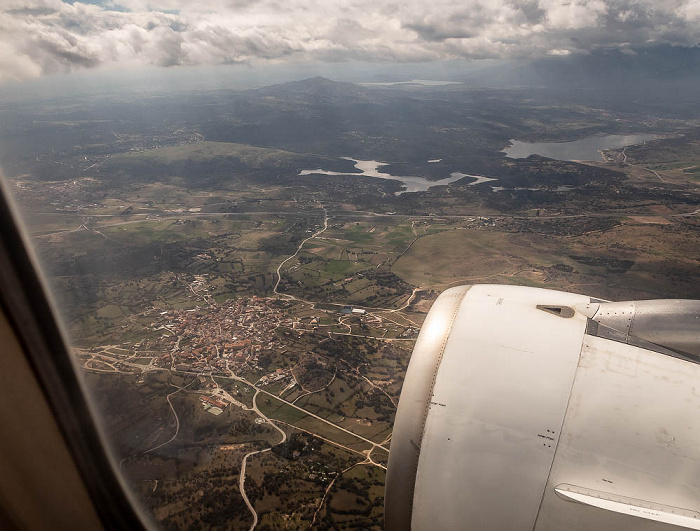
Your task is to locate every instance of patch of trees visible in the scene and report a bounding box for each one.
[271,433,321,460]
[570,255,635,273]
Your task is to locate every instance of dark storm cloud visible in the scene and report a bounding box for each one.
[0,0,699,83]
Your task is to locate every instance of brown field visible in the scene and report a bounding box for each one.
[392,222,700,301]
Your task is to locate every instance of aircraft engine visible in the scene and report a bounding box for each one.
[385,284,700,531]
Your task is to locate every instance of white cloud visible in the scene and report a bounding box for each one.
[540,0,608,30]
[678,0,700,20]
[547,48,572,55]
[0,41,43,82]
[0,0,699,83]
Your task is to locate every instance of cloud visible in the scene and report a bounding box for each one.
[540,0,608,30]
[547,48,572,56]
[1,0,699,83]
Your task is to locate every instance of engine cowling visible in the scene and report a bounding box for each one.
[385,285,700,531]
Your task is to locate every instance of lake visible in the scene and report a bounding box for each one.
[503,133,657,161]
[299,158,493,194]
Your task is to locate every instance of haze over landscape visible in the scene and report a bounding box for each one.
[1,1,699,529]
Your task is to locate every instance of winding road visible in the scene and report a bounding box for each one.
[273,205,329,298]
[238,390,288,531]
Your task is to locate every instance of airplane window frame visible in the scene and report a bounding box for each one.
[0,179,149,531]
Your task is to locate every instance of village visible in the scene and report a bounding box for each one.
[146,297,297,412]
[77,297,303,415]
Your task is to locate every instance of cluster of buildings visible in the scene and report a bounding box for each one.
[13,177,99,211]
[258,367,293,386]
[144,297,293,375]
[199,395,227,416]
[339,306,366,315]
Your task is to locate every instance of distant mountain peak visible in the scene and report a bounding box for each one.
[306,76,335,83]
[283,76,341,85]
[253,76,367,99]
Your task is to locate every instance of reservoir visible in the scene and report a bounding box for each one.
[299,158,492,194]
[503,133,657,161]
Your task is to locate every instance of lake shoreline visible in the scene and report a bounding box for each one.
[502,133,658,161]
[299,158,494,194]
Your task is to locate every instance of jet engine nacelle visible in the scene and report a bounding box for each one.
[385,285,700,531]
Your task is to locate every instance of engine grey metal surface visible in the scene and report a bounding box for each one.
[534,335,700,530]
[589,300,700,358]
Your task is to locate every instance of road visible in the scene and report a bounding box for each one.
[342,360,398,408]
[83,325,394,531]
[239,448,266,531]
[645,166,669,183]
[33,205,672,239]
[117,375,196,471]
[82,351,390,454]
[238,388,287,531]
[224,370,389,453]
[390,287,420,312]
[615,147,670,183]
[308,462,362,529]
[76,199,407,528]
[223,366,388,530]
[143,390,182,454]
[273,204,329,297]
[319,330,413,341]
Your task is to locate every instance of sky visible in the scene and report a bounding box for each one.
[0,0,699,85]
